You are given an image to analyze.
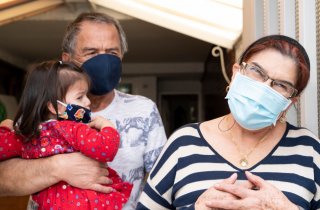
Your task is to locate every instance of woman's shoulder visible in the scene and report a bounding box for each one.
[166,123,203,145]
[286,122,319,140]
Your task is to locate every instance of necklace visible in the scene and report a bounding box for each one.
[218,115,235,132]
[228,127,271,168]
[218,115,272,168]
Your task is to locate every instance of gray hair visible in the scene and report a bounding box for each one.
[61,12,128,56]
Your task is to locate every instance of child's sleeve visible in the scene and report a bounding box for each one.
[0,126,23,160]
[59,122,120,162]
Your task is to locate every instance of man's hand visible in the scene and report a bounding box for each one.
[0,119,13,130]
[53,152,114,193]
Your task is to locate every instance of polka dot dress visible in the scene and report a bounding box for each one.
[0,120,132,210]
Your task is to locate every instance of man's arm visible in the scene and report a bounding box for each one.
[0,157,58,196]
[0,153,113,197]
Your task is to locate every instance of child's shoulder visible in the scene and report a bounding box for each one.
[42,120,86,130]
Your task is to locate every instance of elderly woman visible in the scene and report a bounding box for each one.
[137,35,319,210]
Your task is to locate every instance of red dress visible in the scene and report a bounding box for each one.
[0,120,132,210]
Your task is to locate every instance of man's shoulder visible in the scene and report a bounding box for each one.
[115,90,155,106]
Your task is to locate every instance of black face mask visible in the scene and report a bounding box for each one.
[81,54,122,95]
[57,101,91,123]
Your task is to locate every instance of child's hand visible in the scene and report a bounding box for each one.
[88,116,115,130]
[0,119,14,130]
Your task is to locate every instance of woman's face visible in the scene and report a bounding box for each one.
[233,49,298,98]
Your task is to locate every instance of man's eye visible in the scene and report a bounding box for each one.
[85,51,97,56]
[110,51,118,56]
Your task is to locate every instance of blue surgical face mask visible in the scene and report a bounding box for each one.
[57,100,91,123]
[81,54,122,95]
[226,72,291,130]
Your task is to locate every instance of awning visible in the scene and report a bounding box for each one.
[89,0,243,49]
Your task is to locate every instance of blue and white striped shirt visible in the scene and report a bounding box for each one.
[137,123,320,210]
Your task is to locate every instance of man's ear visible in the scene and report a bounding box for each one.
[62,52,71,62]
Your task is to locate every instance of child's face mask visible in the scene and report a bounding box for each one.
[57,100,91,123]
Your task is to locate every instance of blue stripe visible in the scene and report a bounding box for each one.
[177,154,227,170]
[311,198,320,209]
[151,131,205,179]
[172,190,204,208]
[143,182,173,209]
[265,155,313,167]
[155,165,176,194]
[136,203,149,210]
[284,191,311,209]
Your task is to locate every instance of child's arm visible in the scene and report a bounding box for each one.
[0,125,23,160]
[59,118,120,162]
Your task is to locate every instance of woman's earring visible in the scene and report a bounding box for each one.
[225,86,230,92]
[279,112,287,124]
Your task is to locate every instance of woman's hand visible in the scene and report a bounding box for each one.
[205,171,299,210]
[195,173,243,210]
[88,116,115,130]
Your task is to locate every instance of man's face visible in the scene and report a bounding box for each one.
[65,21,123,65]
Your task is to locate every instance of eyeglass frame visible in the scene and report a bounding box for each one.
[240,62,298,98]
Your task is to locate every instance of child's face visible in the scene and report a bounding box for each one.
[65,79,91,109]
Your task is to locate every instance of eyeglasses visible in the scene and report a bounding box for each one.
[240,62,298,98]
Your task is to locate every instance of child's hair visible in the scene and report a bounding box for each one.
[13,60,90,140]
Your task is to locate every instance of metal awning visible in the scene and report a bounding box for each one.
[89,0,243,49]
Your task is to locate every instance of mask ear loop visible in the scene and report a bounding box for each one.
[56,100,68,118]
[57,100,67,107]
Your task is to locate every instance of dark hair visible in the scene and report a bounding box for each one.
[13,61,90,140]
[62,12,128,56]
[239,34,310,95]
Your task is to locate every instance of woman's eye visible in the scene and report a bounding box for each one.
[274,82,288,90]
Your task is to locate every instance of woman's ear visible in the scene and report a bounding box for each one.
[285,96,299,111]
[290,96,299,103]
[231,63,241,80]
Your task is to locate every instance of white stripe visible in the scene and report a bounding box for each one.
[173,179,220,198]
[287,128,319,140]
[252,164,314,179]
[315,183,320,201]
[151,138,205,185]
[176,162,235,183]
[167,125,200,143]
[313,150,320,171]
[273,144,314,156]
[268,180,314,202]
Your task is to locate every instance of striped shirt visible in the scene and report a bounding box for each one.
[137,123,320,210]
